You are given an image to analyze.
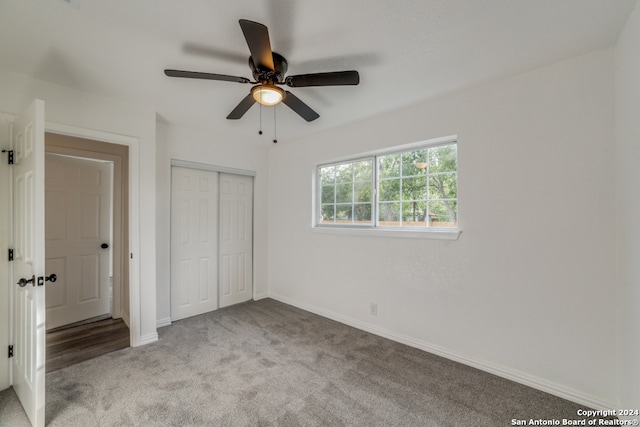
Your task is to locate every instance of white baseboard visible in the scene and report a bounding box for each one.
[156,317,172,328]
[120,311,160,347]
[253,292,269,301]
[136,332,159,347]
[267,292,618,411]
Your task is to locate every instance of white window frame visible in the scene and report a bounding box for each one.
[313,136,461,240]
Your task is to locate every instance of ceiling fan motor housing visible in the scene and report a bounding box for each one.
[250,52,288,83]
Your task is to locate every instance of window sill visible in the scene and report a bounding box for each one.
[311,226,461,240]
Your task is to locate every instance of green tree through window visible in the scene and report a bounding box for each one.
[318,142,457,229]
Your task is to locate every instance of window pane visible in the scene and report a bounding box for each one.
[378,154,400,178]
[320,204,335,222]
[354,182,372,203]
[378,202,400,226]
[402,149,427,177]
[379,179,400,201]
[335,163,353,183]
[335,204,353,222]
[402,176,427,201]
[354,203,372,224]
[321,185,335,204]
[335,183,352,203]
[428,200,457,227]
[320,166,335,185]
[429,173,457,200]
[402,201,427,226]
[353,160,372,181]
[318,159,373,227]
[428,144,457,173]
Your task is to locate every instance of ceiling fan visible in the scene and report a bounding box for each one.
[164,19,360,122]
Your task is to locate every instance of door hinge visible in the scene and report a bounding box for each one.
[1,149,13,165]
[8,249,13,261]
[8,345,13,358]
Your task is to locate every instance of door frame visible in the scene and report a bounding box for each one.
[169,159,256,321]
[44,134,127,327]
[45,122,141,346]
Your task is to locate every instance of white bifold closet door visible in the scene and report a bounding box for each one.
[170,167,252,321]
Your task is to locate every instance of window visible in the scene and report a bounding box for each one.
[319,159,374,225]
[317,141,457,230]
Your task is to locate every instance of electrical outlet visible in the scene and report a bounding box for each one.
[370,302,377,316]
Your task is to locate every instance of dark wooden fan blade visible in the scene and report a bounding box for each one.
[239,19,275,71]
[282,91,319,122]
[227,94,256,120]
[164,69,250,83]
[285,70,359,87]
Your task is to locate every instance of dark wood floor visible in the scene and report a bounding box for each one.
[46,318,130,373]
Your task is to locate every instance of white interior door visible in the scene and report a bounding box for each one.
[12,99,46,427]
[45,154,112,330]
[218,173,253,308]
[0,113,13,392]
[170,167,219,321]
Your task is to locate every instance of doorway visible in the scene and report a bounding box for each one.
[170,165,254,321]
[44,133,130,367]
[0,101,144,423]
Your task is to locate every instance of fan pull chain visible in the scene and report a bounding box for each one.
[258,97,263,135]
[273,105,278,143]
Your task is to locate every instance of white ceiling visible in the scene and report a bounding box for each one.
[0,0,636,144]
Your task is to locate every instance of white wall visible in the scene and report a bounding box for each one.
[155,123,270,325]
[268,49,618,408]
[0,69,158,346]
[615,3,640,410]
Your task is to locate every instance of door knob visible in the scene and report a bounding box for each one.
[17,275,35,287]
[101,243,109,249]
[36,274,57,286]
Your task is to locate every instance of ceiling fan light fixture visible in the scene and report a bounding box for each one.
[251,84,284,106]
